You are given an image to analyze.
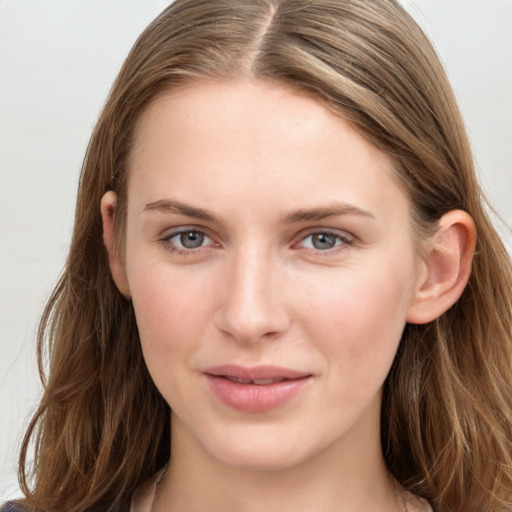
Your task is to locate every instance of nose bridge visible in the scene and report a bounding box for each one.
[215,243,288,343]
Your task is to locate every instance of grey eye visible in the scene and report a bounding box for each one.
[310,233,338,250]
[179,231,205,249]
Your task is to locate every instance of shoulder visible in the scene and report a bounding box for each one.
[0,503,26,512]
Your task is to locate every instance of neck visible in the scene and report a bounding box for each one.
[155,406,401,512]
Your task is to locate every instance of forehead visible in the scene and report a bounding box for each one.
[127,79,409,222]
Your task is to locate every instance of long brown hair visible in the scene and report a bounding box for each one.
[18,1,512,511]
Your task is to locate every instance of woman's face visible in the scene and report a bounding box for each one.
[116,80,427,470]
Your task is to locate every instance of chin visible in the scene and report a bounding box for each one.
[201,425,322,472]
[216,448,306,472]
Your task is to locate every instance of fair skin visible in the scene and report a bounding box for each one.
[102,80,475,512]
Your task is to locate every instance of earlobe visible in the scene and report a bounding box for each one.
[406,210,476,325]
[100,191,131,298]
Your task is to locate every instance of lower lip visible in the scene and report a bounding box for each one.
[205,375,311,413]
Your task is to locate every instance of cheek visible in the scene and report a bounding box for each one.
[127,259,216,359]
[127,262,221,409]
[294,257,416,375]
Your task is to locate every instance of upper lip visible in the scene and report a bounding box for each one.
[203,364,311,381]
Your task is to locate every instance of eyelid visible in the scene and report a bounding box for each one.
[293,227,355,252]
[160,225,220,254]
[158,225,355,257]
[160,223,215,239]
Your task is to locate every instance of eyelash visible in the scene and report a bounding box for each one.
[160,228,354,256]
[160,228,216,256]
[298,229,354,255]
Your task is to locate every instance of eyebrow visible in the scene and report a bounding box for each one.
[142,199,375,224]
[143,199,218,222]
[282,203,375,223]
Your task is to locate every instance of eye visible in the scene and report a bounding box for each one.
[299,230,353,252]
[175,230,206,249]
[163,228,214,253]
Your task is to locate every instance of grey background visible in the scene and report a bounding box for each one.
[1,0,511,500]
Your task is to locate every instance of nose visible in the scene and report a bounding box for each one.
[214,248,290,344]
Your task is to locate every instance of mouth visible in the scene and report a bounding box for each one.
[203,365,313,412]
[204,364,311,381]
[222,376,287,385]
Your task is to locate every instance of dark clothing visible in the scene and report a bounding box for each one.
[0,504,24,512]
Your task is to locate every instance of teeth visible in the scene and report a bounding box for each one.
[227,377,252,384]
[225,377,285,385]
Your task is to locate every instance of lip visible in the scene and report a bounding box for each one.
[203,365,313,413]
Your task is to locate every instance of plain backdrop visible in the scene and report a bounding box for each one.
[1,0,511,501]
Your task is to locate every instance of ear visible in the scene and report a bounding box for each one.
[101,191,131,298]
[406,210,476,324]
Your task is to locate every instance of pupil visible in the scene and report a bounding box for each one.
[180,231,204,249]
[312,233,336,250]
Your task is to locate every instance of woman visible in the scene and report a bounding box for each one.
[5,0,512,511]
